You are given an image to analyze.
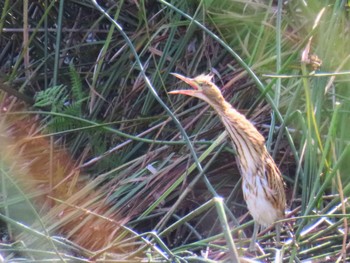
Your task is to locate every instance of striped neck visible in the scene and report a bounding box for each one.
[214,102,266,175]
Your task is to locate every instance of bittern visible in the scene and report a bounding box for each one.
[169,73,286,251]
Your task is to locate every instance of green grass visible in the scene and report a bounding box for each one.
[0,0,349,262]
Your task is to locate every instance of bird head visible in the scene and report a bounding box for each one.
[169,73,225,106]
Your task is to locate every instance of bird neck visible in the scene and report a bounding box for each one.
[212,100,266,175]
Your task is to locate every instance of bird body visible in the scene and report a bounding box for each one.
[170,73,286,250]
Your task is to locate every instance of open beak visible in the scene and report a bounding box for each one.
[168,73,200,96]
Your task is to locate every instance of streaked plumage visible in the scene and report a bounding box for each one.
[169,73,286,250]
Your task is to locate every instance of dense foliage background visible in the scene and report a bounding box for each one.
[0,0,349,262]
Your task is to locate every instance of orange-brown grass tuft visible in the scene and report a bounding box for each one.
[0,95,135,258]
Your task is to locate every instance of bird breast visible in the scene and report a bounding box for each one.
[241,173,281,226]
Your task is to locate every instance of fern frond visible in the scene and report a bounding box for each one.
[34,85,68,112]
[69,63,84,102]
